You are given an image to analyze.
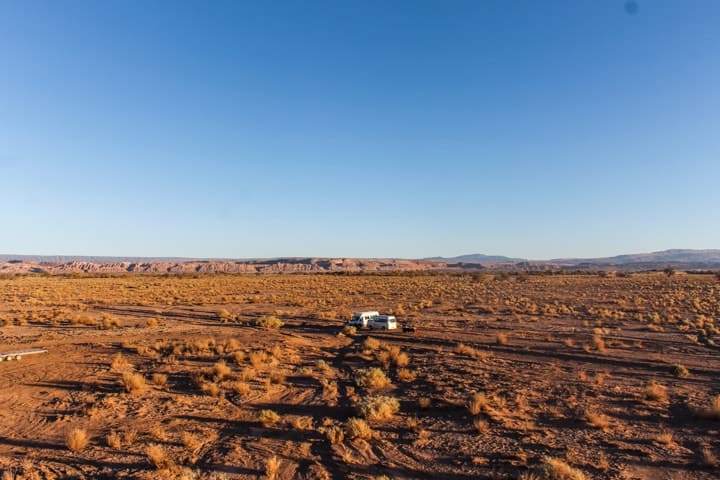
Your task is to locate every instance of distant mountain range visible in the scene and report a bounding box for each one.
[549,249,720,265]
[1,249,719,274]
[425,254,526,263]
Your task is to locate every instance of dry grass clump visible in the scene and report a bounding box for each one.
[110,353,132,371]
[355,367,391,389]
[146,444,169,469]
[265,455,281,480]
[106,430,121,449]
[418,397,432,409]
[584,409,611,430]
[249,351,269,368]
[654,431,674,446]
[212,360,232,381]
[238,367,257,382]
[495,333,508,345]
[254,315,284,329]
[232,381,251,395]
[182,432,203,452]
[364,337,381,350]
[258,409,281,427]
[467,392,491,416]
[343,325,357,336]
[324,425,345,444]
[673,364,690,378]
[200,381,220,397]
[535,457,587,480]
[291,416,314,430]
[66,428,88,452]
[357,395,400,421]
[346,417,373,440]
[455,343,485,358]
[232,350,246,364]
[121,372,145,394]
[396,368,416,382]
[702,448,719,468]
[643,381,668,402]
[151,373,168,387]
[592,335,606,352]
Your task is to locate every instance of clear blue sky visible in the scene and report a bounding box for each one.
[1,1,718,259]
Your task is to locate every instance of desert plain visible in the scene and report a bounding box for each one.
[0,271,719,479]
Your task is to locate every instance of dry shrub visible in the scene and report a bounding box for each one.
[239,367,257,382]
[355,368,391,389]
[324,425,345,444]
[66,428,88,452]
[232,381,251,396]
[394,351,410,367]
[265,455,281,480]
[148,424,168,441]
[146,444,169,469]
[536,457,587,480]
[468,392,491,416]
[106,431,121,449]
[182,432,203,452]
[364,337,381,350]
[121,372,145,394]
[152,373,168,387]
[254,315,283,329]
[269,370,286,385]
[418,397,432,409]
[212,360,232,381]
[249,351,268,368]
[592,335,606,352]
[702,448,719,468]
[396,368,416,383]
[122,429,137,446]
[146,317,159,328]
[455,343,481,358]
[473,418,489,434]
[232,351,246,364]
[258,409,281,427]
[291,416,314,430]
[110,353,131,371]
[316,359,332,374]
[200,381,220,397]
[343,325,357,336]
[495,333,508,345]
[643,382,668,402]
[346,417,373,440]
[673,364,690,378]
[584,410,610,430]
[357,395,400,421]
[654,431,674,446]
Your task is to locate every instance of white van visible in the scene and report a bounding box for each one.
[348,311,379,328]
[369,315,397,330]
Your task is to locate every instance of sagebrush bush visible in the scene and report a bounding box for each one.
[66,428,88,452]
[346,417,373,440]
[254,315,283,329]
[355,367,391,389]
[121,372,145,394]
[357,395,400,421]
[258,409,281,427]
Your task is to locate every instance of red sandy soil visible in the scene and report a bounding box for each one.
[0,272,718,479]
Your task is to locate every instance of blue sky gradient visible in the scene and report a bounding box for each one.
[1,0,719,259]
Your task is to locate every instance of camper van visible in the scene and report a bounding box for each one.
[348,311,379,328]
[369,315,398,330]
